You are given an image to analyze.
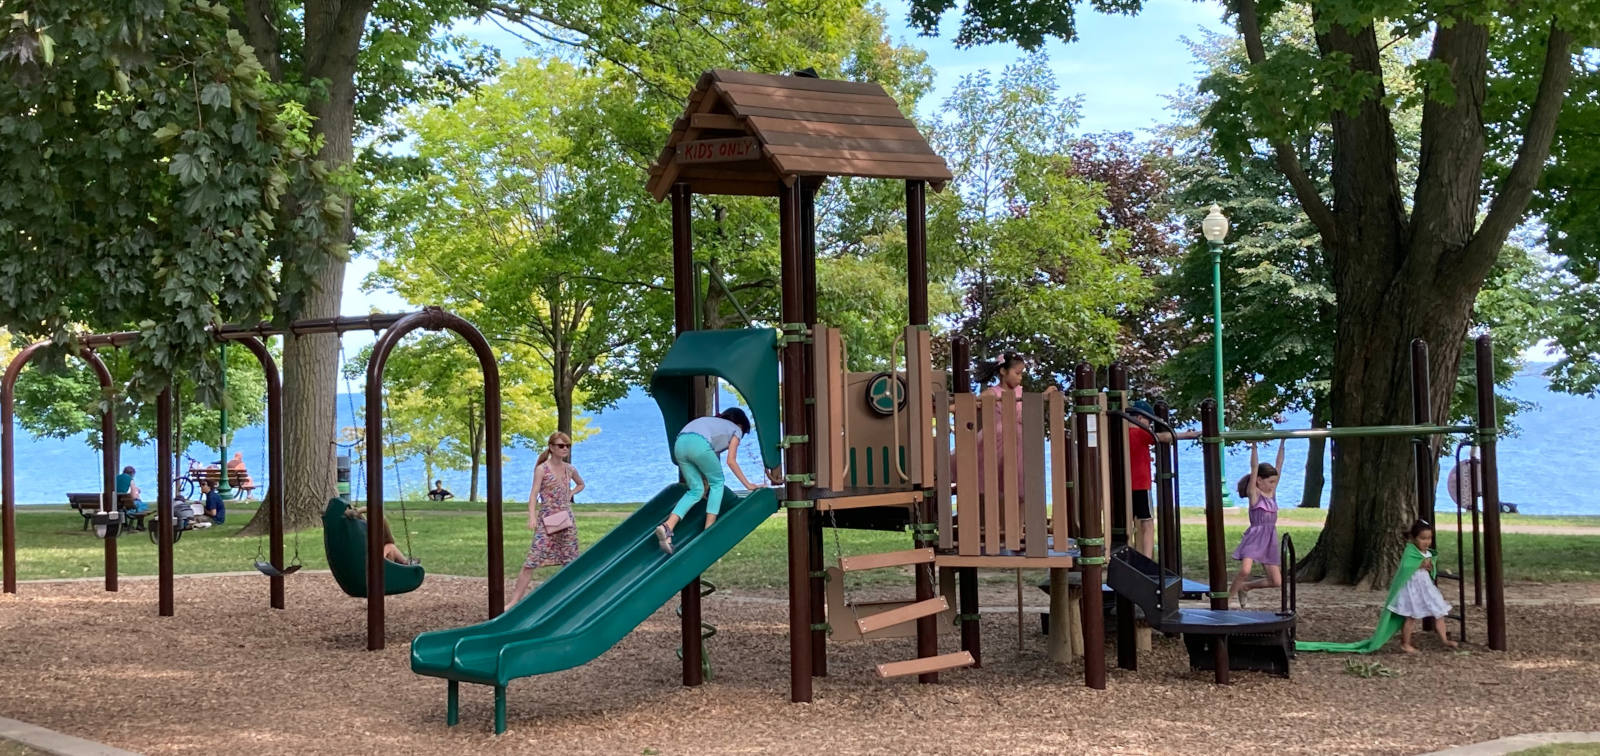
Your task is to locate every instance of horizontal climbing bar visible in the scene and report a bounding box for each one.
[1218,424,1474,442]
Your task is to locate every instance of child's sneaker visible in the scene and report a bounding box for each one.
[654,525,674,555]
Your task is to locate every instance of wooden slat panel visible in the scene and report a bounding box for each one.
[980,392,999,556]
[758,129,939,156]
[812,327,833,491]
[725,104,916,128]
[814,490,921,511]
[1023,391,1047,558]
[903,327,925,486]
[954,393,979,556]
[935,388,953,550]
[769,153,953,182]
[840,548,934,572]
[763,144,948,166]
[916,329,935,487]
[876,650,975,679]
[1001,389,1021,552]
[745,116,928,142]
[935,554,1076,568]
[678,166,782,182]
[710,69,888,97]
[827,329,845,488]
[857,597,947,634]
[720,88,908,119]
[1049,389,1069,551]
[689,113,746,131]
[718,81,903,107]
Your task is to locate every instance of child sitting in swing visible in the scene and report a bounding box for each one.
[345,506,418,565]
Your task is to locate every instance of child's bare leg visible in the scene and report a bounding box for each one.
[510,565,534,604]
[1244,565,1283,592]
[705,513,717,528]
[664,514,682,532]
[1400,618,1418,653]
[1230,558,1255,605]
[1433,618,1458,648]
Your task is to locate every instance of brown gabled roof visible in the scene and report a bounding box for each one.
[645,69,952,201]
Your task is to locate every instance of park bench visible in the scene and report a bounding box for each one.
[65,492,145,531]
[189,468,256,499]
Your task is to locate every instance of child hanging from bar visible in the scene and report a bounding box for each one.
[1229,439,1285,607]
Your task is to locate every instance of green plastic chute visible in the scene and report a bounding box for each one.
[649,327,782,469]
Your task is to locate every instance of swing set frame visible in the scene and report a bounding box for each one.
[0,307,505,651]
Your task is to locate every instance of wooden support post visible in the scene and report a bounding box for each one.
[907,179,939,685]
[1200,399,1231,682]
[670,182,707,687]
[780,180,814,702]
[1073,363,1105,690]
[1108,365,1136,671]
[156,387,174,617]
[1047,568,1073,662]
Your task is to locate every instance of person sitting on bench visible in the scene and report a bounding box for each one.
[115,466,147,514]
[225,452,254,499]
[427,480,454,501]
[201,481,226,525]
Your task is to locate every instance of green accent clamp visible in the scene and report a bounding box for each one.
[1201,436,1223,444]
[809,569,830,580]
[782,434,809,445]
[1209,591,1231,599]
[956,613,981,623]
[1073,389,1102,398]
[1077,556,1107,566]
[810,622,831,633]
[1156,472,1176,481]
[784,473,816,486]
[782,500,815,509]
[1077,537,1105,546]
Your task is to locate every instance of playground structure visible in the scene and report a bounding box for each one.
[0,308,508,648]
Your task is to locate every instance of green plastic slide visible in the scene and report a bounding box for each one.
[410,482,777,687]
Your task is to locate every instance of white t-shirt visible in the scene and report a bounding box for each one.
[681,416,744,454]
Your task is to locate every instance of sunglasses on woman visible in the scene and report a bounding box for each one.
[552,443,570,449]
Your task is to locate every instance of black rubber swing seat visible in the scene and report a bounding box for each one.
[254,561,302,577]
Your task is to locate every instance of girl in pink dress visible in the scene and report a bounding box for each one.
[975,352,1027,498]
[1230,439,1285,607]
[509,432,585,605]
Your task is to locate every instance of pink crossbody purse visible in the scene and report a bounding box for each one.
[540,465,575,533]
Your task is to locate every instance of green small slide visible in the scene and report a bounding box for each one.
[410,482,778,731]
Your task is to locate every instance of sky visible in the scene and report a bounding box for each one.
[338,0,1235,345]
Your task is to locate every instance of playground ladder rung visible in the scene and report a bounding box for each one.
[856,596,947,634]
[875,650,975,679]
[840,548,934,572]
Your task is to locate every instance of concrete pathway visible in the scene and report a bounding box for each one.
[0,717,141,756]
[1420,731,1600,755]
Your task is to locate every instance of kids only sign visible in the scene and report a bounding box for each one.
[675,137,760,164]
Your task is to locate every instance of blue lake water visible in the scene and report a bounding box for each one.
[8,367,1593,515]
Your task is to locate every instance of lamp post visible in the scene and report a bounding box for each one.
[1202,204,1230,500]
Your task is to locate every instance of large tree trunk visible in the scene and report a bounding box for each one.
[246,1,374,531]
[1298,399,1327,508]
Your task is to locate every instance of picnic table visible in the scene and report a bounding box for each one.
[65,492,145,531]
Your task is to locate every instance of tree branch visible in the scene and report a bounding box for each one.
[1458,21,1575,282]
[1235,0,1338,242]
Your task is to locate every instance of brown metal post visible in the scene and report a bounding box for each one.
[1108,364,1135,671]
[952,338,980,666]
[237,337,285,608]
[802,179,826,678]
[1475,335,1506,651]
[907,179,938,684]
[1199,399,1229,682]
[780,180,814,702]
[1153,400,1179,576]
[81,351,118,592]
[1,343,48,593]
[670,182,705,687]
[1073,363,1106,690]
[365,308,506,650]
[157,387,174,617]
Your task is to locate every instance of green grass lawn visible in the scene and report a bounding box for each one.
[1182,505,1600,529]
[1511,745,1600,756]
[9,501,1599,589]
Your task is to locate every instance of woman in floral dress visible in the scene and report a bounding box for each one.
[509,432,584,604]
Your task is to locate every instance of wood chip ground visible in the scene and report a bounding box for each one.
[1,576,1595,755]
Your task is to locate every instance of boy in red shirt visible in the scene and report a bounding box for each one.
[1128,400,1157,558]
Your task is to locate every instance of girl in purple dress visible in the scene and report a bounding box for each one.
[1229,439,1285,608]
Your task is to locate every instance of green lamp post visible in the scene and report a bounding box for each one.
[1202,204,1230,499]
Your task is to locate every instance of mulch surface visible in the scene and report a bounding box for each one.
[0,575,1595,755]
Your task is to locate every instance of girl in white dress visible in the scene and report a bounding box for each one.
[1391,520,1459,653]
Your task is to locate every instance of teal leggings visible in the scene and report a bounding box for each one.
[671,433,725,519]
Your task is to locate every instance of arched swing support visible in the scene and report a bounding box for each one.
[364,307,504,651]
[234,336,287,609]
[2,343,120,595]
